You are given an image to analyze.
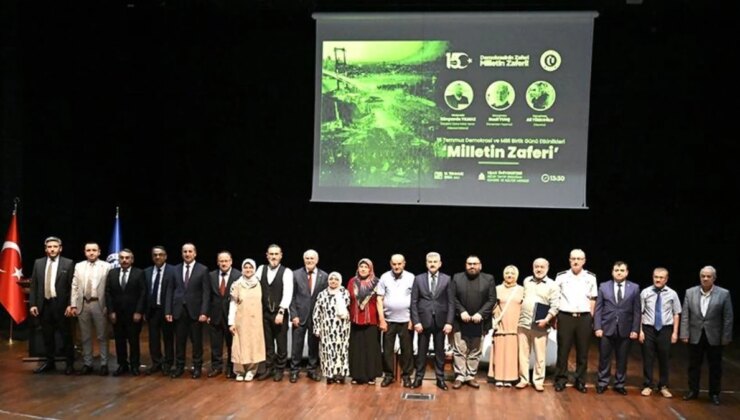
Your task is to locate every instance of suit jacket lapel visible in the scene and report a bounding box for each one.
[311,272,323,298]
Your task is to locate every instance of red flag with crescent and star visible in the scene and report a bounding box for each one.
[0,211,27,324]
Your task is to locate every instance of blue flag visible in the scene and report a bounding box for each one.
[107,208,121,268]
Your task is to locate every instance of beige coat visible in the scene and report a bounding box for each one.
[229,278,265,364]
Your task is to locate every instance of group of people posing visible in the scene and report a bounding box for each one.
[28,239,733,405]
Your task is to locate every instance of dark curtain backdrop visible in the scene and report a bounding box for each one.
[1,1,736,330]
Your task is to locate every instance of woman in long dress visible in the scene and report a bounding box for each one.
[489,265,524,386]
[228,258,265,382]
[347,258,383,385]
[313,271,351,384]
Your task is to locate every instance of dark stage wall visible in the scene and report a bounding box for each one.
[1,2,736,329]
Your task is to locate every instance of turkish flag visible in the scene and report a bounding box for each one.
[0,212,27,324]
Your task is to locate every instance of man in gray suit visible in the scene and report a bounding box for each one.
[28,236,76,375]
[411,252,454,390]
[289,249,328,382]
[594,261,641,395]
[70,242,112,375]
[680,266,734,405]
[450,255,496,389]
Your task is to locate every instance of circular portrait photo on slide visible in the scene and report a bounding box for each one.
[486,81,515,111]
[526,80,556,112]
[444,81,473,111]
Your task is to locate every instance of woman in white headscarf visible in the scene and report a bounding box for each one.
[313,271,351,383]
[228,258,265,381]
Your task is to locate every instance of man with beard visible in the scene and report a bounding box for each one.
[450,255,496,389]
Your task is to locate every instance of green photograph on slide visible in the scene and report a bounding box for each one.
[318,41,448,188]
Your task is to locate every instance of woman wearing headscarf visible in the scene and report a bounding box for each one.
[313,271,351,384]
[228,258,265,381]
[347,258,383,385]
[489,265,524,386]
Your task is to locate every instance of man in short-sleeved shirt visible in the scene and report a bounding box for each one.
[554,249,597,393]
[377,254,415,388]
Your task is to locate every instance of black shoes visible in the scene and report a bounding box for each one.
[575,382,587,393]
[596,385,606,394]
[207,368,222,378]
[436,379,448,391]
[131,367,140,376]
[402,377,412,388]
[308,371,322,382]
[412,377,423,389]
[99,366,109,376]
[192,368,202,379]
[554,382,566,392]
[33,362,56,374]
[273,371,283,381]
[79,365,94,375]
[614,387,627,395]
[147,364,162,375]
[381,376,394,387]
[113,366,129,377]
[289,371,299,383]
[683,390,699,401]
[255,370,271,381]
[710,394,720,405]
[171,367,185,378]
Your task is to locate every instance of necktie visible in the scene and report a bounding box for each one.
[120,268,128,289]
[307,271,313,295]
[219,272,227,296]
[44,258,55,299]
[84,262,94,299]
[654,288,663,330]
[431,274,437,294]
[152,267,162,304]
[617,282,623,303]
[184,264,191,287]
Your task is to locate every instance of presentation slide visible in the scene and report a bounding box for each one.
[312,12,597,208]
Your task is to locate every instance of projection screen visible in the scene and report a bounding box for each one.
[312,12,597,208]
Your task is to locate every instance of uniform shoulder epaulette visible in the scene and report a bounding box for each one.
[586,270,596,277]
[556,270,568,276]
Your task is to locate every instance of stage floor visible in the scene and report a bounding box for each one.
[0,332,737,419]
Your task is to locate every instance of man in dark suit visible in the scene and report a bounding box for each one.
[680,266,734,405]
[144,246,175,375]
[450,255,496,389]
[411,252,455,390]
[289,249,328,383]
[594,261,641,395]
[28,236,76,375]
[106,248,146,376]
[165,242,210,379]
[207,251,240,378]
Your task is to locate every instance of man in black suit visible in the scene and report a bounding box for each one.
[28,236,76,375]
[450,255,496,389]
[207,251,240,378]
[165,243,210,379]
[594,261,641,395]
[289,249,328,383]
[144,246,175,375]
[411,252,455,390]
[106,248,146,376]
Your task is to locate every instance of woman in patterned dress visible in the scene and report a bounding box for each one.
[313,271,351,383]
